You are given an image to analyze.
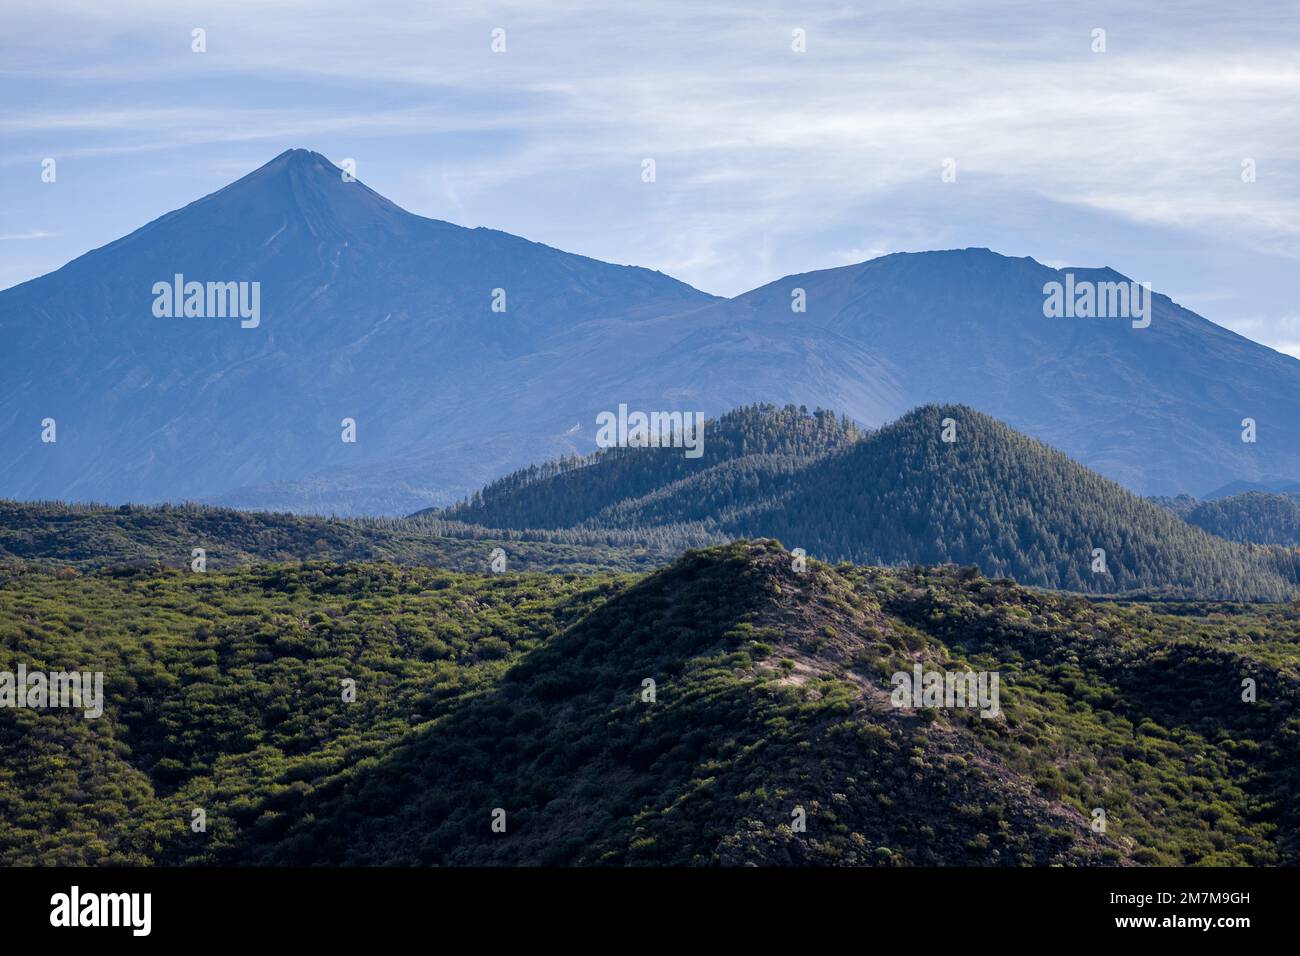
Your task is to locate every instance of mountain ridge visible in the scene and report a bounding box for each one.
[0,149,716,513]
[5,148,1300,513]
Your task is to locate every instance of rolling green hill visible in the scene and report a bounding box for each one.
[442,404,1300,601]
[3,541,1298,866]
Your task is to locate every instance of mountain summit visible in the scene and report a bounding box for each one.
[4,151,1300,512]
[596,247,1300,497]
[0,150,714,513]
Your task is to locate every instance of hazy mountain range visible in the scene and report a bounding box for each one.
[4,148,1300,514]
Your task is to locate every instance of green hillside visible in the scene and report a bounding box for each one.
[441,404,1300,601]
[1176,492,1300,547]
[436,403,861,529]
[3,541,1298,866]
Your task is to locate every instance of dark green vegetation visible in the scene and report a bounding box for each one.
[9,405,1299,601]
[441,404,1300,601]
[3,541,1297,866]
[436,403,861,529]
[1153,492,1300,548]
[0,500,694,575]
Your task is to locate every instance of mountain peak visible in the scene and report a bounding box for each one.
[224,147,367,195]
[258,147,342,177]
[273,146,329,162]
[179,146,417,244]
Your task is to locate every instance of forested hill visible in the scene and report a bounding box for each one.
[439,404,1300,601]
[0,500,696,574]
[435,404,862,528]
[1152,491,1300,548]
[9,405,1298,599]
[755,406,1300,598]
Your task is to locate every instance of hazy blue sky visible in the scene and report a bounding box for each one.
[3,1,1298,351]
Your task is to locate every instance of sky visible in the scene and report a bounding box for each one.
[2,0,1299,352]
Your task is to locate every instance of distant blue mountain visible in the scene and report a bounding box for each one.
[597,250,1300,501]
[0,150,715,513]
[1204,479,1300,499]
[3,148,1299,513]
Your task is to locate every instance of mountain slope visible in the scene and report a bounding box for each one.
[436,403,860,528]
[0,149,715,514]
[576,249,1300,497]
[7,152,1300,512]
[1171,492,1300,547]
[5,541,1298,866]
[443,404,1300,600]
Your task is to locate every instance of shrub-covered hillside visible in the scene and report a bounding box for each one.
[3,541,1297,866]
